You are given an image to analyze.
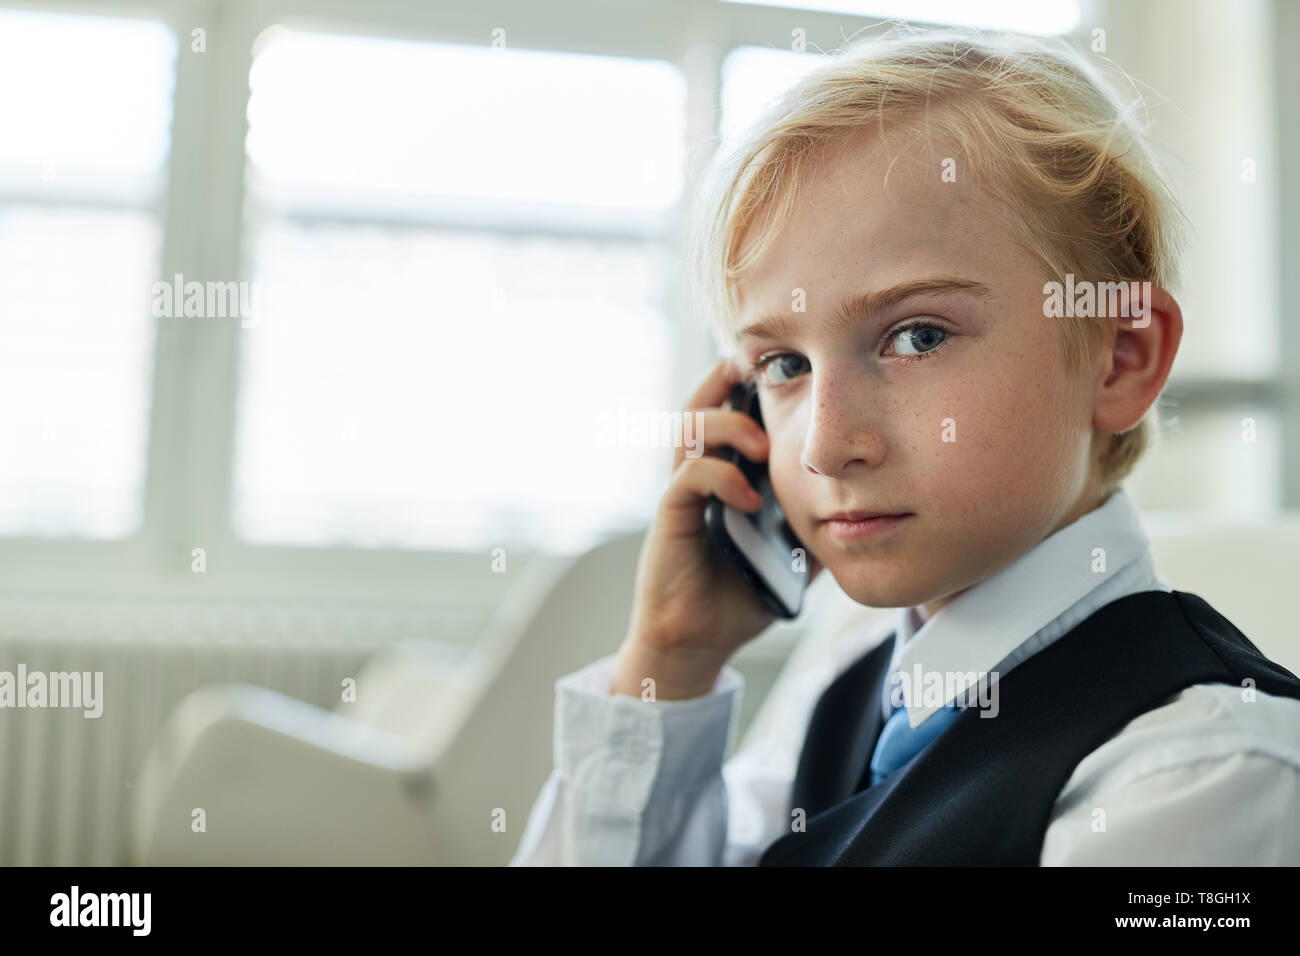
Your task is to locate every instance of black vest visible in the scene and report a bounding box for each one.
[758,590,1300,866]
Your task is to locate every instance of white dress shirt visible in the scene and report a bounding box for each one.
[509,487,1300,866]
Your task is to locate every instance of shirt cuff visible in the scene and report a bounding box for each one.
[553,653,744,810]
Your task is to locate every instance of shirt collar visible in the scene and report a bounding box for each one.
[886,487,1155,729]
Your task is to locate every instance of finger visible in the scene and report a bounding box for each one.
[673,406,769,472]
[660,456,763,531]
[683,355,747,413]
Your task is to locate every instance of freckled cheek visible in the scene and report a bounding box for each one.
[767,442,803,505]
[912,380,1029,508]
[952,374,1077,508]
[906,384,982,454]
[766,433,820,533]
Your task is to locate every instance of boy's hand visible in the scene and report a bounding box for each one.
[612,357,823,700]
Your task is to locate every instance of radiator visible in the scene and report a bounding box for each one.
[0,594,479,866]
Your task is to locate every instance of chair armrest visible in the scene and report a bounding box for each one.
[131,683,443,865]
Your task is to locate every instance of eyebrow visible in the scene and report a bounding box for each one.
[735,277,994,344]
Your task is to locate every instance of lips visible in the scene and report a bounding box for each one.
[821,512,913,541]
[821,509,910,522]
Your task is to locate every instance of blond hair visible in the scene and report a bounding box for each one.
[690,24,1188,495]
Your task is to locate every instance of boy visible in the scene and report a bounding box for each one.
[510,27,1300,865]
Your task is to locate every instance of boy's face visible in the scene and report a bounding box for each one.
[732,129,1107,619]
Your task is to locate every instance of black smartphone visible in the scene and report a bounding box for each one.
[703,380,811,619]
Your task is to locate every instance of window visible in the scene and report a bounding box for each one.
[234,28,685,554]
[0,10,175,537]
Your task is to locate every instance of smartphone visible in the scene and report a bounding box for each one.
[703,379,810,619]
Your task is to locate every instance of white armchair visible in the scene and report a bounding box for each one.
[131,529,651,865]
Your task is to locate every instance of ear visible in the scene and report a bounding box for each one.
[1093,283,1183,434]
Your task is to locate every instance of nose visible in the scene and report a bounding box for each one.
[799,370,886,478]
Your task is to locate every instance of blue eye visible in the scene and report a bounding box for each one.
[752,352,810,386]
[889,322,948,359]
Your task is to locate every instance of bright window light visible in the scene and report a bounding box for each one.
[0,10,174,187]
[721,46,831,144]
[0,11,174,538]
[246,27,685,209]
[234,29,684,553]
[721,0,1081,36]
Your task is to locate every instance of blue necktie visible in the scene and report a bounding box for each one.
[867,699,963,786]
